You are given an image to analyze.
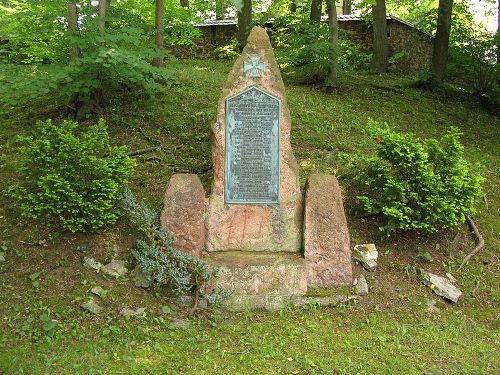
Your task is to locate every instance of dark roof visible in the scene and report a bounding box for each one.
[193,14,431,36]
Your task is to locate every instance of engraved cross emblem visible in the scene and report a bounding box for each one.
[243,55,266,78]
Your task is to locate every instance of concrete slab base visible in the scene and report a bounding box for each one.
[205,251,307,311]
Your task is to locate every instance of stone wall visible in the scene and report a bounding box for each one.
[170,18,433,75]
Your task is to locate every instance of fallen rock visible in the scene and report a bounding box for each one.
[356,274,369,296]
[120,307,146,318]
[0,254,5,262]
[91,286,106,297]
[170,318,190,329]
[80,299,103,314]
[420,270,463,303]
[83,257,102,271]
[354,244,378,271]
[102,260,128,278]
[132,267,151,288]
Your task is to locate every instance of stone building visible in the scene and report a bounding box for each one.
[173,14,433,75]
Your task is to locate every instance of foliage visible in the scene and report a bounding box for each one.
[214,38,240,59]
[354,120,484,234]
[121,187,230,304]
[272,12,370,83]
[0,0,206,115]
[10,119,135,233]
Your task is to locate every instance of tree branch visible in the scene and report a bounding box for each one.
[457,216,485,271]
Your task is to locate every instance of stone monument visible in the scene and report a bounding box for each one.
[161,26,352,310]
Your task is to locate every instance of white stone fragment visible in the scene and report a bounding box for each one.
[83,257,102,271]
[356,274,369,296]
[80,299,103,314]
[120,307,146,318]
[101,260,128,278]
[354,244,378,271]
[420,270,463,303]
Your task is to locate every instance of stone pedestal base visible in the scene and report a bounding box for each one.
[205,251,307,311]
[304,174,352,287]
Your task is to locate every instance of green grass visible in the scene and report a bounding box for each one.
[0,59,499,374]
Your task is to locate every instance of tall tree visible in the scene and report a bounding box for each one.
[431,0,453,82]
[98,0,106,35]
[342,0,352,14]
[67,2,81,60]
[497,0,499,64]
[237,0,252,51]
[371,0,388,73]
[153,0,165,67]
[310,0,322,22]
[326,0,338,86]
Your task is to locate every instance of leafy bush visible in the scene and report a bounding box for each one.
[10,119,135,232]
[214,38,240,59]
[0,1,203,117]
[272,13,370,83]
[354,120,484,233]
[121,187,230,305]
[0,25,175,117]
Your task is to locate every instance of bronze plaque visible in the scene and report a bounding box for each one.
[225,86,281,204]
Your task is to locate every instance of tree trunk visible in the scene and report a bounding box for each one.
[289,0,297,13]
[153,0,165,67]
[431,0,453,83]
[98,0,106,35]
[342,0,352,14]
[237,0,252,52]
[180,0,189,8]
[310,0,322,22]
[326,0,338,86]
[497,0,499,65]
[371,0,388,73]
[215,0,225,19]
[67,2,81,60]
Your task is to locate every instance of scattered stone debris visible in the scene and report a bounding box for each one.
[427,299,440,314]
[91,286,106,297]
[291,295,358,307]
[170,318,190,329]
[0,254,5,262]
[120,307,146,318]
[132,267,151,288]
[83,257,102,271]
[419,270,463,303]
[80,299,103,314]
[101,260,128,278]
[354,244,378,271]
[356,274,369,296]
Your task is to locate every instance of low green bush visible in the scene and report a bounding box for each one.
[10,119,135,232]
[354,120,484,233]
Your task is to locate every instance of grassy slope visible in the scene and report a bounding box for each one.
[0,59,498,374]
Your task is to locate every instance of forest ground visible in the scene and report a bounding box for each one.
[0,59,498,374]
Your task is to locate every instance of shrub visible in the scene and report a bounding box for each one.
[272,13,370,83]
[354,120,484,234]
[10,119,135,232]
[121,187,230,305]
